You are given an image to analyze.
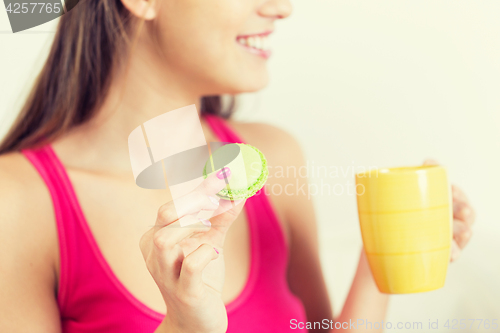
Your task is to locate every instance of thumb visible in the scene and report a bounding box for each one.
[423,158,439,166]
[205,199,246,247]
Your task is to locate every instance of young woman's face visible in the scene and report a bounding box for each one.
[151,0,292,95]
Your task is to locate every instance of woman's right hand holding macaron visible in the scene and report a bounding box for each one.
[139,168,245,333]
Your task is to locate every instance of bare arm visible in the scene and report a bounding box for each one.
[334,250,390,332]
[0,154,62,333]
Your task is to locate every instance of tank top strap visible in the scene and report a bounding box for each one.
[204,114,244,144]
[22,145,85,311]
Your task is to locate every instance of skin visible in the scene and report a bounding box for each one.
[0,0,476,332]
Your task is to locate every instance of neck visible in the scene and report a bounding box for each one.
[54,44,212,173]
[93,44,203,138]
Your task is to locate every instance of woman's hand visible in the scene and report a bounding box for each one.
[449,183,476,262]
[140,170,246,333]
[423,159,476,262]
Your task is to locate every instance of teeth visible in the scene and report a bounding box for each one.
[250,37,256,48]
[255,37,262,49]
[237,35,270,51]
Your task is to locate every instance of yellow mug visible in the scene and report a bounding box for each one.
[355,165,453,294]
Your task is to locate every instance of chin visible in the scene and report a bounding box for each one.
[228,72,270,94]
[203,67,269,95]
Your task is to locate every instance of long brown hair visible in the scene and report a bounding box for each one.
[0,0,234,155]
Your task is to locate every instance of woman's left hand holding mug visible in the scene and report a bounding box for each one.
[423,159,476,262]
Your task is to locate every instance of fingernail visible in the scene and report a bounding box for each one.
[200,219,211,227]
[216,167,231,180]
[209,196,220,206]
[214,247,219,254]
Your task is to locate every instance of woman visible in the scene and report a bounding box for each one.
[0,0,476,332]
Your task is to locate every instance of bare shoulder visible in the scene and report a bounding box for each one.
[0,152,59,330]
[0,152,60,328]
[0,152,55,221]
[0,151,57,263]
[0,151,57,246]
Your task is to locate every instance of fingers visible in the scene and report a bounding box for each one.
[210,198,245,221]
[154,171,232,227]
[146,219,211,282]
[449,219,473,263]
[418,163,476,263]
[453,202,475,226]
[178,215,212,228]
[450,184,475,263]
[139,227,186,285]
[161,243,185,282]
[153,167,236,229]
[153,218,210,255]
[452,184,469,202]
[207,199,246,246]
[450,240,461,263]
[453,219,473,250]
[156,191,220,227]
[452,184,476,226]
[179,244,220,295]
[420,160,476,226]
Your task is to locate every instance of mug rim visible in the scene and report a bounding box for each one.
[355,164,445,178]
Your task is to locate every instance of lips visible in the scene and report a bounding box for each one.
[236,31,273,59]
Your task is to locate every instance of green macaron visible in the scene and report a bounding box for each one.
[203,143,268,200]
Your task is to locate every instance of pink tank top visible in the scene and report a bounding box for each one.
[22,114,308,332]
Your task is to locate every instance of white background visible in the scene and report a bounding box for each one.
[1,1,499,332]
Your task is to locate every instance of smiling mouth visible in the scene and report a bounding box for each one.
[236,32,272,59]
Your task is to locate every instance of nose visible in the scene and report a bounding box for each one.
[258,0,293,19]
